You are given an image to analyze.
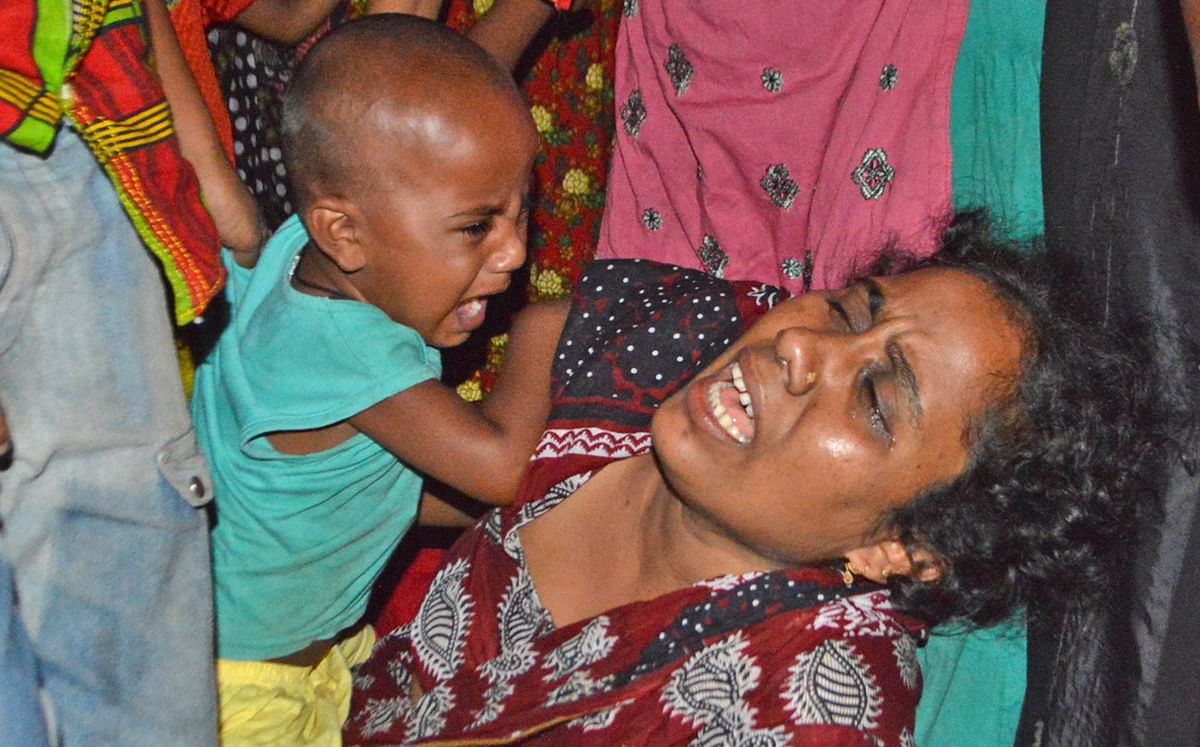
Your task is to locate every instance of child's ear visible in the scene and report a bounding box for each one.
[845,539,943,584]
[305,197,367,273]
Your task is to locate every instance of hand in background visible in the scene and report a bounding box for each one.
[0,401,10,466]
[366,0,444,19]
[234,0,345,46]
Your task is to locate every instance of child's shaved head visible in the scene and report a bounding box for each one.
[281,14,521,213]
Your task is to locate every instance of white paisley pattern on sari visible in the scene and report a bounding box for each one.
[346,261,927,745]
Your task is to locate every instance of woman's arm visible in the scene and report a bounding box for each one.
[351,300,569,505]
[144,0,264,266]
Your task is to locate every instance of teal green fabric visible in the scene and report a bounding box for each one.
[916,620,1028,747]
[950,0,1046,243]
[913,1,1047,744]
[194,215,442,660]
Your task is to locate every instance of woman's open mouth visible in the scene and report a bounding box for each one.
[706,361,756,444]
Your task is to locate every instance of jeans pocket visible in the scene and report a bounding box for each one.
[156,428,212,509]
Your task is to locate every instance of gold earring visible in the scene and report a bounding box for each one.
[842,561,861,587]
[881,568,893,580]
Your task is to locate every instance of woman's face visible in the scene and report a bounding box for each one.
[651,267,1025,567]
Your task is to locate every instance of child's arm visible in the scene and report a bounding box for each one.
[350,300,569,506]
[143,0,265,267]
[232,0,344,46]
[418,489,483,528]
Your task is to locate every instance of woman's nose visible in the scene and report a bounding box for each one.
[774,327,820,396]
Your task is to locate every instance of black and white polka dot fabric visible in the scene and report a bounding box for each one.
[552,259,787,428]
[208,3,351,230]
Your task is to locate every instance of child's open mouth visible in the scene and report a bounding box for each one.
[454,297,487,329]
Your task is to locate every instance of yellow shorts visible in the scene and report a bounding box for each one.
[217,627,376,747]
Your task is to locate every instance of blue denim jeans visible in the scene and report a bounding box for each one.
[0,130,218,745]
[0,553,49,746]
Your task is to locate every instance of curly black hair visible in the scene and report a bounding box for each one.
[872,211,1196,627]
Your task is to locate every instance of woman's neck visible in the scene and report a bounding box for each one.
[640,462,787,587]
[520,453,779,627]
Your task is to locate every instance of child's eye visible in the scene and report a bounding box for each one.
[460,219,492,238]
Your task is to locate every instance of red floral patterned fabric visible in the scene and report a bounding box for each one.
[445,0,621,399]
[446,0,619,302]
[346,260,927,745]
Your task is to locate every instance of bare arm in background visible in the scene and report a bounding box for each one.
[143,0,264,266]
[233,0,345,45]
[464,0,599,72]
[366,0,444,19]
[466,0,554,70]
[1184,0,1200,108]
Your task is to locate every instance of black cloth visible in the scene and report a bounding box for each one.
[1023,1,1200,745]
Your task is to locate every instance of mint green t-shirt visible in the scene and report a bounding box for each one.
[193,216,442,661]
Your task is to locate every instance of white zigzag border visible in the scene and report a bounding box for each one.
[532,427,652,461]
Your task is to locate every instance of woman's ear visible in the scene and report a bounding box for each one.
[305,196,366,274]
[845,539,942,584]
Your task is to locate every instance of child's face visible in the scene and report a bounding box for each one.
[350,92,538,348]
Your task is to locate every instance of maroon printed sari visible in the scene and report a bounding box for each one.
[346,261,927,745]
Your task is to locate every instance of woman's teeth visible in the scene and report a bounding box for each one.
[706,362,755,444]
[731,361,754,419]
[461,298,483,317]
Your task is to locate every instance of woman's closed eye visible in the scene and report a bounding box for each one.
[859,368,894,444]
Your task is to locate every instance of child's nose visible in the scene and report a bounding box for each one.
[490,225,526,273]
